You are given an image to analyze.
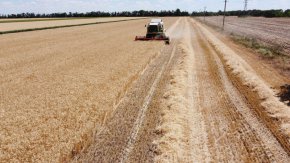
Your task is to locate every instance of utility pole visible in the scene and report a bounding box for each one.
[244,0,248,11]
[222,0,228,30]
[204,6,207,22]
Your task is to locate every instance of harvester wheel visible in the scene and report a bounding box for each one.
[165,38,170,45]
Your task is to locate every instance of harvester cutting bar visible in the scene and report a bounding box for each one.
[135,36,169,41]
[135,36,170,44]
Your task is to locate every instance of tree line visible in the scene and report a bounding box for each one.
[192,9,290,18]
[1,9,289,19]
[0,9,189,18]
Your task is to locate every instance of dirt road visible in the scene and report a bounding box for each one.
[1,17,289,162]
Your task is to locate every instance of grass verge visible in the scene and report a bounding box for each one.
[230,34,284,58]
[230,34,290,73]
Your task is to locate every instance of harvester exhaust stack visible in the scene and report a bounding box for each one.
[135,18,170,44]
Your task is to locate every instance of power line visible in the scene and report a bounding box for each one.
[244,0,248,11]
[204,6,207,22]
[222,0,228,30]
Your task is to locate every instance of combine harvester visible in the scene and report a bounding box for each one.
[135,19,170,44]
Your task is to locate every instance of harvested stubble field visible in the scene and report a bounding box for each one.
[196,16,290,56]
[0,17,143,33]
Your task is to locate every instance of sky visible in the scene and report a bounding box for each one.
[0,0,289,14]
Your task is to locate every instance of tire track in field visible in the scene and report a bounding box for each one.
[119,46,177,163]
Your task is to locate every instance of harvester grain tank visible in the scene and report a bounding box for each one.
[135,19,170,44]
